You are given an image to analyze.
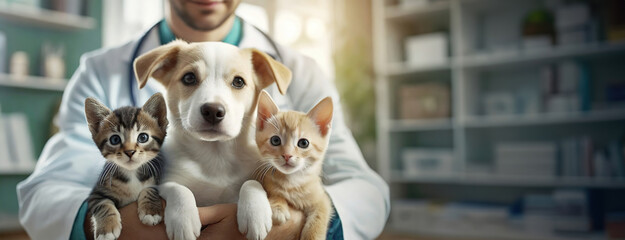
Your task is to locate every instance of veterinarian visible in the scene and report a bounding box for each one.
[17,0,390,239]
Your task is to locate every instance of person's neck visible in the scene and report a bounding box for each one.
[166,14,235,42]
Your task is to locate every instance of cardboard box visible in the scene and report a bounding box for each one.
[399,83,450,119]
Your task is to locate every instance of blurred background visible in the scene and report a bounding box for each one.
[0,0,624,239]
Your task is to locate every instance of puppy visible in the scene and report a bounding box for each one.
[134,40,292,240]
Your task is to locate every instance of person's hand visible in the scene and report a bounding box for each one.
[84,201,304,240]
[198,203,305,240]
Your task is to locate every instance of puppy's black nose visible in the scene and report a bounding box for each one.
[200,103,226,124]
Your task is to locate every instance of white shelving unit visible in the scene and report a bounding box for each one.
[0,74,67,92]
[0,4,95,30]
[391,172,625,189]
[374,0,625,239]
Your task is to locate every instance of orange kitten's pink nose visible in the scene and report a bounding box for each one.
[282,154,292,162]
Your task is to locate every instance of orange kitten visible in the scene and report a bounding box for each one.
[254,90,333,240]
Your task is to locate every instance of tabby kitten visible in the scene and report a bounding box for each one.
[254,90,334,240]
[84,93,168,240]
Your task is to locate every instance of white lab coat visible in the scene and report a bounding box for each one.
[17,21,390,240]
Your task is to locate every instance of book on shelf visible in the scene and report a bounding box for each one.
[608,141,625,177]
[495,142,557,177]
[0,106,11,170]
[542,61,591,113]
[557,137,625,179]
[1,113,35,172]
[553,189,591,232]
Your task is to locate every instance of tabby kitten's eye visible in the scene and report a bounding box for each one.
[232,76,245,89]
[137,133,149,143]
[109,135,121,145]
[182,72,197,86]
[297,138,309,148]
[270,135,281,146]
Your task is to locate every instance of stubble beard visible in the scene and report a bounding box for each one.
[171,2,233,31]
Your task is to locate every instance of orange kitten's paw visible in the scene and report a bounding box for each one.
[271,206,291,225]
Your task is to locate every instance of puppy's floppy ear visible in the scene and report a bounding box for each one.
[134,40,186,89]
[257,90,279,131]
[142,93,168,131]
[246,48,292,95]
[84,97,112,136]
[307,97,333,137]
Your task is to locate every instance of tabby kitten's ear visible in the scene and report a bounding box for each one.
[257,90,279,131]
[85,98,112,136]
[142,93,168,131]
[307,97,333,137]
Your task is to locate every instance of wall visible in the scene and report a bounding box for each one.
[0,0,102,215]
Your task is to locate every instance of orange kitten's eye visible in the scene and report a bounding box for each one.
[297,138,309,148]
[270,135,281,146]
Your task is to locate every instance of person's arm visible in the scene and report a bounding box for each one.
[17,53,109,240]
[82,202,303,240]
[283,52,391,239]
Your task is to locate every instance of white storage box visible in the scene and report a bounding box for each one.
[402,148,454,177]
[405,33,448,67]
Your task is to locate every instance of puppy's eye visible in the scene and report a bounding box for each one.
[270,135,281,146]
[137,133,149,143]
[297,138,309,148]
[232,76,246,89]
[109,135,121,145]
[182,72,197,86]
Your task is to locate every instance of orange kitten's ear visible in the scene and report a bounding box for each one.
[84,97,112,136]
[307,97,333,137]
[257,90,279,130]
[142,93,168,131]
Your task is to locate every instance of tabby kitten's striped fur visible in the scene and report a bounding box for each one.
[84,93,168,240]
[254,91,334,240]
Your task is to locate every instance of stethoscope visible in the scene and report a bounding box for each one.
[128,19,284,106]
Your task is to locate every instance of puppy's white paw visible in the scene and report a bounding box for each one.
[237,180,272,240]
[165,205,201,240]
[139,213,162,226]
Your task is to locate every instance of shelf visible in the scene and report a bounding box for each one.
[462,42,625,70]
[0,166,34,175]
[463,109,625,128]
[385,61,452,77]
[391,172,625,188]
[0,5,95,30]
[0,74,67,91]
[388,119,452,131]
[385,0,450,21]
[390,226,606,240]
[0,214,22,233]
